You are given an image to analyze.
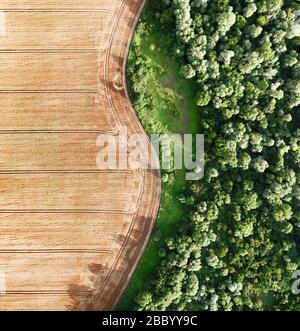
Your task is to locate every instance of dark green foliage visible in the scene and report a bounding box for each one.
[125,0,300,311]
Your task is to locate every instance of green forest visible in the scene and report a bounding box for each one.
[120,0,300,311]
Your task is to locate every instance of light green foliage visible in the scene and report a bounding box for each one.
[244,3,257,18]
[252,156,269,173]
[216,7,236,35]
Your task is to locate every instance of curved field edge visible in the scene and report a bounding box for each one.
[85,0,161,310]
[117,2,201,311]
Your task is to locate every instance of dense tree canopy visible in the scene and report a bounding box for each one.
[129,0,300,311]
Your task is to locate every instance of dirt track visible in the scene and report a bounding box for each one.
[0,0,161,310]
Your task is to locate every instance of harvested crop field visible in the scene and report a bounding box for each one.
[0,0,161,310]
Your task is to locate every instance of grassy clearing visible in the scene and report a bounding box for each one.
[117,8,200,311]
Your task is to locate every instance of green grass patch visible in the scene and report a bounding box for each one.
[117,7,200,311]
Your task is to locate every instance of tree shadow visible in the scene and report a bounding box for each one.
[67,263,107,311]
[67,215,160,311]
